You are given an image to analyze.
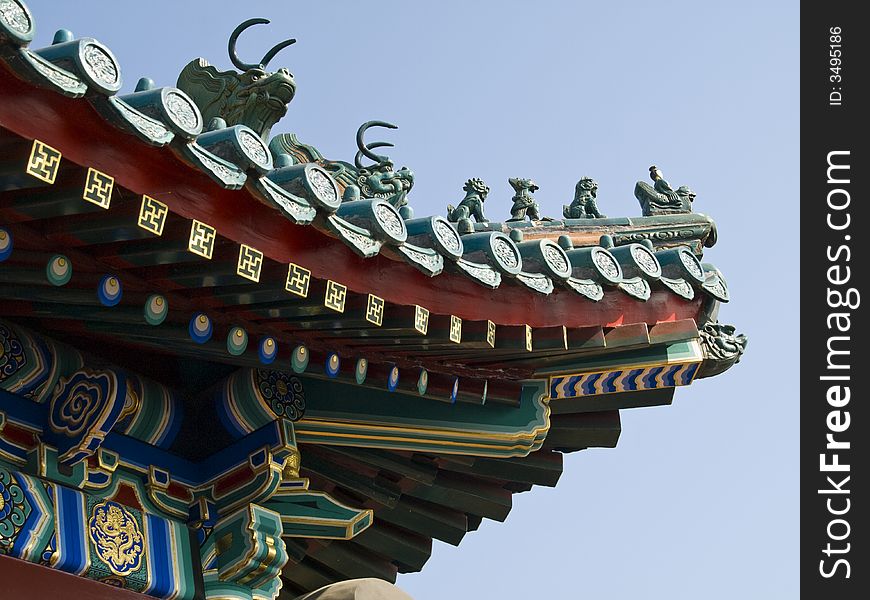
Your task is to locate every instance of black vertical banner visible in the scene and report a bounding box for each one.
[803,3,867,597]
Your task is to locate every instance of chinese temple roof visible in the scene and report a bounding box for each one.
[0,2,746,598]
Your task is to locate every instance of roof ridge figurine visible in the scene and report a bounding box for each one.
[270,121,415,209]
[634,165,695,216]
[177,18,297,141]
[447,178,490,223]
[506,177,552,222]
[563,176,606,219]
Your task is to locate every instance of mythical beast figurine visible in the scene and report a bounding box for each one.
[270,121,415,209]
[177,18,297,141]
[563,176,606,219]
[507,177,551,222]
[447,178,490,223]
[697,322,748,378]
[634,165,695,216]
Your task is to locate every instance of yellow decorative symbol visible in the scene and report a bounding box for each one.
[26,140,62,184]
[324,280,346,313]
[283,449,301,479]
[237,244,264,282]
[82,168,114,209]
[366,294,385,326]
[414,306,429,335]
[449,315,462,343]
[188,219,216,259]
[487,320,497,348]
[285,263,310,298]
[525,324,533,352]
[138,195,168,236]
[88,500,144,576]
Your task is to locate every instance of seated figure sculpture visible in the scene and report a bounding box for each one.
[634,165,695,216]
[563,176,606,219]
[447,178,490,223]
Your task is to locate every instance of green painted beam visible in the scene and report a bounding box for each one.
[306,541,398,584]
[350,523,433,573]
[371,496,468,546]
[549,387,675,415]
[435,450,564,488]
[281,557,338,596]
[300,451,403,509]
[543,411,622,452]
[309,446,438,487]
[404,472,512,522]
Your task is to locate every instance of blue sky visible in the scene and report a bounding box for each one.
[22,1,799,598]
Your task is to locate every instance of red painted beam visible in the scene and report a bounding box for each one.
[0,66,703,328]
[0,555,148,599]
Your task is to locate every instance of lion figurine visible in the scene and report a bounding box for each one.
[563,177,606,219]
[447,178,490,223]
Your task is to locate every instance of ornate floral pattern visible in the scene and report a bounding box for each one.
[566,279,604,301]
[51,376,108,437]
[110,97,172,140]
[517,273,552,293]
[82,44,119,85]
[308,168,337,203]
[256,369,306,421]
[434,220,462,254]
[662,278,693,299]
[456,261,501,287]
[0,322,26,383]
[543,244,570,275]
[493,237,519,268]
[26,51,85,90]
[88,501,144,576]
[704,277,729,301]
[257,178,316,224]
[631,245,660,276]
[238,130,270,166]
[593,250,620,279]
[165,92,199,130]
[680,250,704,279]
[619,278,650,300]
[0,0,30,34]
[189,144,244,184]
[328,217,381,256]
[0,467,30,553]
[374,204,406,240]
[399,245,442,274]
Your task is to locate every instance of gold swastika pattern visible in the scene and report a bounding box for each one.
[487,320,497,348]
[366,295,385,326]
[188,220,216,259]
[414,306,429,335]
[236,244,264,282]
[285,263,310,298]
[81,168,114,208]
[137,195,168,236]
[324,280,347,313]
[449,315,462,343]
[26,140,62,184]
[525,325,533,352]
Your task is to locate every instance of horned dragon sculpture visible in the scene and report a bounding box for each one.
[270,121,415,209]
[177,18,297,141]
